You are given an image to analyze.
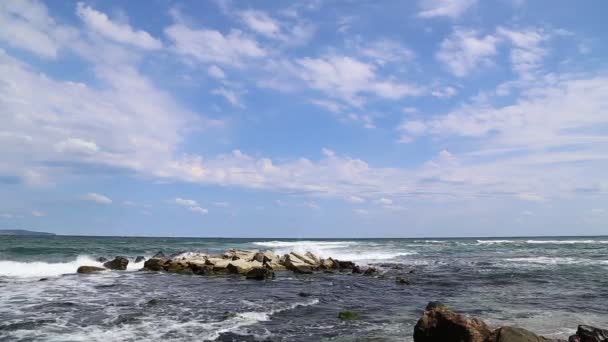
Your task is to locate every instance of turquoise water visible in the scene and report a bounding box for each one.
[0,235,607,341]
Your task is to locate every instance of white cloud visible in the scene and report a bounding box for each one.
[31,211,45,217]
[347,196,365,203]
[377,197,393,205]
[174,198,207,215]
[436,28,500,77]
[85,192,112,205]
[295,55,421,105]
[55,138,99,155]
[432,86,457,98]
[418,0,477,18]
[353,208,369,215]
[518,193,544,202]
[207,65,225,79]
[165,23,266,67]
[239,10,281,39]
[212,87,244,107]
[0,213,14,219]
[497,27,547,78]
[76,3,162,50]
[174,198,197,206]
[0,0,77,58]
[189,206,208,215]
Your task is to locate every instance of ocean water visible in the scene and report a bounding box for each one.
[0,236,607,341]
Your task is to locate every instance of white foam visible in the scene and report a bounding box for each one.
[0,255,149,278]
[477,239,608,245]
[253,240,414,262]
[505,257,608,266]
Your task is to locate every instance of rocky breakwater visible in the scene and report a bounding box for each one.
[142,249,360,278]
[414,302,608,342]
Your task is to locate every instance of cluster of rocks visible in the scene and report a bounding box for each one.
[413,302,608,342]
[141,249,368,279]
[76,249,375,280]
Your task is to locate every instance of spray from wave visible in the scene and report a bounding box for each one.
[252,240,415,262]
[0,255,147,278]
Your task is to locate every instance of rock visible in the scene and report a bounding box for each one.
[488,326,556,342]
[413,301,492,342]
[226,259,263,274]
[298,292,312,297]
[152,251,165,259]
[363,267,378,276]
[188,262,213,275]
[568,325,608,342]
[39,278,49,281]
[352,265,362,274]
[96,257,108,263]
[321,257,340,270]
[223,249,257,261]
[77,266,106,274]
[134,256,145,263]
[164,260,193,274]
[282,254,314,274]
[396,276,410,285]
[145,299,160,306]
[103,256,129,270]
[143,258,167,271]
[338,260,356,270]
[245,267,274,280]
[338,310,360,320]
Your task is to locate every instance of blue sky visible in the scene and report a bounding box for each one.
[1,0,607,237]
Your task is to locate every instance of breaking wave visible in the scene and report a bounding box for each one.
[476,239,608,245]
[0,255,147,278]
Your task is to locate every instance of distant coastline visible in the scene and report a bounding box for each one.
[0,229,56,236]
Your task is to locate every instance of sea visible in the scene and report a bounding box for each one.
[0,236,607,341]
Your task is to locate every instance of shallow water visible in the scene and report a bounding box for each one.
[0,236,607,341]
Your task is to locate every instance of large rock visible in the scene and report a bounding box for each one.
[164,260,193,274]
[223,249,257,261]
[103,256,129,270]
[413,302,492,342]
[134,256,146,263]
[226,259,263,274]
[245,267,274,280]
[282,253,314,274]
[77,266,106,274]
[569,325,608,342]
[488,326,556,342]
[143,258,167,271]
[321,257,340,270]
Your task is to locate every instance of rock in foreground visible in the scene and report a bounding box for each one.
[104,256,129,270]
[77,266,106,274]
[413,302,568,342]
[568,325,608,342]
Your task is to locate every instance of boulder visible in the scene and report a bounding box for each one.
[321,257,340,270]
[188,262,213,275]
[143,258,167,271]
[134,256,146,263]
[152,251,166,259]
[245,267,274,280]
[488,326,556,342]
[223,249,257,261]
[568,325,608,342]
[103,256,129,270]
[363,267,378,276]
[338,260,356,270]
[396,276,411,285]
[338,310,360,320]
[413,301,492,342]
[352,265,362,274]
[164,260,193,274]
[77,266,106,274]
[282,254,314,274]
[226,259,263,274]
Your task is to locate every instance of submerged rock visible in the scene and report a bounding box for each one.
[396,276,410,285]
[338,310,360,320]
[568,325,608,342]
[134,256,145,263]
[77,266,106,274]
[413,301,492,342]
[363,267,378,276]
[103,256,129,270]
[245,267,274,280]
[96,257,108,263]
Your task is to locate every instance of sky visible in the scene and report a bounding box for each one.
[0,0,607,238]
